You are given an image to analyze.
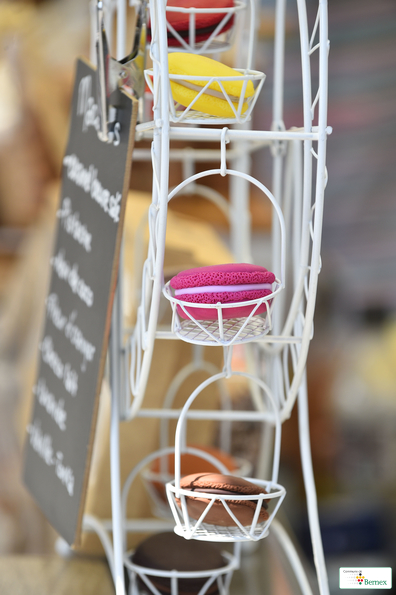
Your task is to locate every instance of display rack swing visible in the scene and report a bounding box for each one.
[79,0,332,594]
[166,370,286,542]
[162,161,286,348]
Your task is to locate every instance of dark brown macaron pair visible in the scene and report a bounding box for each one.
[175,473,269,527]
[131,532,226,595]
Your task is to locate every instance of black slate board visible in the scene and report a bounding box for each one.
[23,58,137,546]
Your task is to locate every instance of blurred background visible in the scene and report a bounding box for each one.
[0,0,395,593]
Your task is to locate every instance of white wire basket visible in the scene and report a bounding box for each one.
[163,279,281,347]
[125,546,238,595]
[148,0,246,55]
[167,477,285,542]
[162,170,286,347]
[145,67,265,124]
[165,372,286,542]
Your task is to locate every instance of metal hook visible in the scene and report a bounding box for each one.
[220,127,229,176]
[96,0,147,142]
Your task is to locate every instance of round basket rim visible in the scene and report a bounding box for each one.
[124,547,238,576]
[166,477,286,500]
[163,278,282,310]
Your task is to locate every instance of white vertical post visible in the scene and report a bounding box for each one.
[117,0,127,59]
[230,143,253,263]
[298,371,329,595]
[110,280,126,595]
[271,0,287,335]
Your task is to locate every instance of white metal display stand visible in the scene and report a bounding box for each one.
[83,1,331,594]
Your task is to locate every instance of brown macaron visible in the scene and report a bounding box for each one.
[149,446,238,502]
[131,532,226,595]
[176,472,269,527]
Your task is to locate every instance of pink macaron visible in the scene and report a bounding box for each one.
[169,263,275,321]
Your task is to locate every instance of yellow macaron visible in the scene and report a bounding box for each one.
[168,52,255,118]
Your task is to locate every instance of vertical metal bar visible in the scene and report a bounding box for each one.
[273,0,286,128]
[97,1,109,142]
[271,519,315,595]
[230,144,253,263]
[271,0,287,336]
[133,0,171,405]
[110,279,126,595]
[298,371,329,595]
[117,0,127,59]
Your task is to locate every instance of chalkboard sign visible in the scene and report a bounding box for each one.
[23,58,137,546]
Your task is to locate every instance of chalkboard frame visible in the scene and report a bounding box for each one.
[23,57,137,546]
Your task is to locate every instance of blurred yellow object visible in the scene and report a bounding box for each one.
[0,1,34,35]
[357,319,396,402]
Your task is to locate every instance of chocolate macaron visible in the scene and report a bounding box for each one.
[148,446,238,503]
[131,532,226,595]
[176,472,269,527]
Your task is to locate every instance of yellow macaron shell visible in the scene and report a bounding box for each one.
[168,53,254,118]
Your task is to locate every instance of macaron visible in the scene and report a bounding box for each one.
[149,446,238,502]
[148,0,235,47]
[176,472,269,526]
[131,531,226,595]
[169,263,275,320]
[168,53,254,118]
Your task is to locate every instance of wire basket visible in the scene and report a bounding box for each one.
[148,0,246,54]
[145,68,265,124]
[163,170,286,347]
[125,547,238,595]
[163,279,282,347]
[165,372,286,542]
[166,477,286,542]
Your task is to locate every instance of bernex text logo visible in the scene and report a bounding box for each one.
[339,568,392,589]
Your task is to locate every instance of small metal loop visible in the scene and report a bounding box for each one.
[220,127,229,176]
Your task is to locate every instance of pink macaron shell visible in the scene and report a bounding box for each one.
[170,263,276,290]
[175,289,273,320]
[176,303,268,320]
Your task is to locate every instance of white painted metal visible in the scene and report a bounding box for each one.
[109,284,127,595]
[125,547,239,595]
[167,371,286,542]
[87,0,331,593]
[271,519,315,595]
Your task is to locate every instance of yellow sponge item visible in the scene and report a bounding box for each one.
[168,53,255,118]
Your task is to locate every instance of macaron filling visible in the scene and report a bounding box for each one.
[175,283,272,297]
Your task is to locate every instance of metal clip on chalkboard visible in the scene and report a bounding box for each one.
[96,0,147,142]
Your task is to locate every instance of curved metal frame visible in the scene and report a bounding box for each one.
[86,1,331,594]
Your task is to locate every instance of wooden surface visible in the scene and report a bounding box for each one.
[0,538,300,595]
[0,555,114,595]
